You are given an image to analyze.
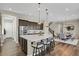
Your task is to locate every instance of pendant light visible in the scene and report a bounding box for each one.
[38,3,41,25]
[45,8,48,21]
[45,8,49,27]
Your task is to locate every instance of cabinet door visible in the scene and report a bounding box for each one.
[24,39,27,53]
[18,37,27,55]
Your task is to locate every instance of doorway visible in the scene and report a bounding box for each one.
[1,14,17,44]
[4,19,13,39]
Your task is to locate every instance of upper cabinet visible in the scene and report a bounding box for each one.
[19,19,43,30]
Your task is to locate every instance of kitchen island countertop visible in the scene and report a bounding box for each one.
[20,34,52,42]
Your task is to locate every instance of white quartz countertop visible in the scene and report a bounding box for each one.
[20,34,52,42]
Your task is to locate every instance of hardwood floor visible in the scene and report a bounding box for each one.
[0,38,26,56]
[49,42,79,56]
[0,38,79,56]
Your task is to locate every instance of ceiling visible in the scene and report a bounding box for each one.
[0,3,79,22]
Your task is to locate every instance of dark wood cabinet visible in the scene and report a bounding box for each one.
[19,19,43,30]
[18,37,27,55]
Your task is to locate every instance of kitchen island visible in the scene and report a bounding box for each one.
[19,34,52,56]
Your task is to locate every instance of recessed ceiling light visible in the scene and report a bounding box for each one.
[65,8,70,11]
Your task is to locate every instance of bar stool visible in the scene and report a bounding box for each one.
[41,38,51,55]
[31,41,37,56]
[48,37,55,50]
[31,41,44,56]
[46,38,52,53]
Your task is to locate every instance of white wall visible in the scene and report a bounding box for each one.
[13,17,18,43]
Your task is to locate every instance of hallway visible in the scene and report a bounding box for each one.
[0,38,26,56]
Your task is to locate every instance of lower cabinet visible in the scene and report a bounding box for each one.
[18,37,27,55]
